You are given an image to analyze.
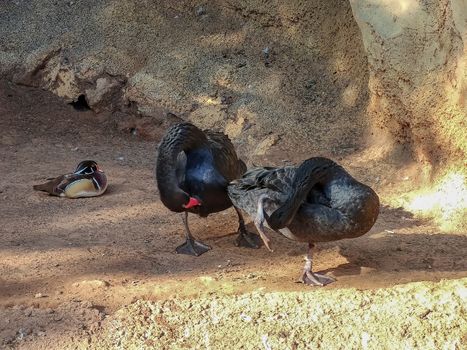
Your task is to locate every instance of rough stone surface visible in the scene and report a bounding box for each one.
[1,1,464,175]
[0,0,370,164]
[349,0,466,170]
[85,77,125,113]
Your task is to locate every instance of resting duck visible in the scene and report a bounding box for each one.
[156,122,260,256]
[33,160,107,198]
[228,157,380,286]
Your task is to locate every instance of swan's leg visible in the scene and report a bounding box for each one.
[299,243,335,286]
[175,212,211,256]
[234,207,262,249]
[254,196,273,252]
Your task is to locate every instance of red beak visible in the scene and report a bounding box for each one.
[183,197,201,209]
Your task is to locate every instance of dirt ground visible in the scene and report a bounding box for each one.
[1,81,466,349]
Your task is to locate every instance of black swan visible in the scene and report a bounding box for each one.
[228,157,380,286]
[33,160,107,198]
[156,122,260,256]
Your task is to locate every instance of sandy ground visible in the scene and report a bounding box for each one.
[1,81,466,349]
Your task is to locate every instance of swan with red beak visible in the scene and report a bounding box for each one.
[156,121,261,256]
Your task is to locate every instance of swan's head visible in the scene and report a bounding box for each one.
[267,206,293,230]
[160,191,201,212]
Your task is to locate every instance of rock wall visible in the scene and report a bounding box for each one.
[0,0,369,163]
[349,0,466,171]
[1,0,465,170]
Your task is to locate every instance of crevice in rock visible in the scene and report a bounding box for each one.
[69,94,90,111]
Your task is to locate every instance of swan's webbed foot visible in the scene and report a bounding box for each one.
[176,238,211,256]
[299,270,335,286]
[299,243,335,286]
[235,229,262,249]
[176,212,211,256]
[234,206,262,249]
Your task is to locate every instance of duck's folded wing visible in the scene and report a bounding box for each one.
[33,173,89,196]
[33,174,68,195]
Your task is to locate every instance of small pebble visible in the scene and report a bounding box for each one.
[262,334,272,350]
[240,313,252,322]
[24,309,33,317]
[195,6,206,16]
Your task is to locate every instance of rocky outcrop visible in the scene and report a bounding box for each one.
[0,0,369,163]
[1,0,465,170]
[349,0,466,170]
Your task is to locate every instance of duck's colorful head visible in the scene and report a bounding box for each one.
[74,160,100,175]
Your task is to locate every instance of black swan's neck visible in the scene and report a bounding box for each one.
[267,157,338,230]
[156,123,207,211]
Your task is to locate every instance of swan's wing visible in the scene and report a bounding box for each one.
[205,130,246,181]
[232,166,296,194]
[175,151,187,185]
[228,165,295,219]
